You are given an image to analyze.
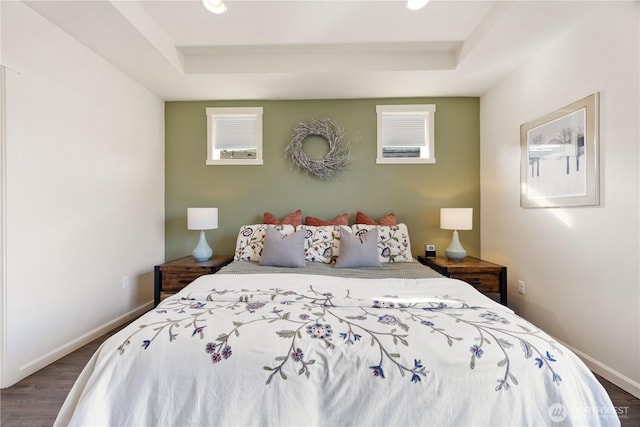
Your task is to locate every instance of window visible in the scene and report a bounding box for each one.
[206,107,263,165]
[376,104,436,164]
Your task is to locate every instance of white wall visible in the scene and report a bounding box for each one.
[481,1,639,397]
[0,1,165,387]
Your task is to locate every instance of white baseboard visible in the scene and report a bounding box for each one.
[8,301,153,387]
[559,339,640,399]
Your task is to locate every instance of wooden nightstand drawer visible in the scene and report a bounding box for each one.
[449,272,500,293]
[154,255,234,306]
[417,256,507,306]
[162,272,209,292]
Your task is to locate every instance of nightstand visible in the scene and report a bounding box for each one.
[154,255,234,306]
[418,256,507,306]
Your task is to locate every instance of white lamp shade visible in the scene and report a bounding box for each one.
[440,208,473,231]
[188,208,219,230]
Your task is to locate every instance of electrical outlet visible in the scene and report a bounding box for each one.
[518,280,526,295]
[121,276,130,290]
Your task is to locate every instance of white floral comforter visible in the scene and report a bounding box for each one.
[55,273,619,426]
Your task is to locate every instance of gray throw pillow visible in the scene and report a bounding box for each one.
[259,226,306,268]
[335,228,382,268]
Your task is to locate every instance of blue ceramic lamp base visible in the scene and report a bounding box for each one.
[445,230,466,261]
[192,230,213,261]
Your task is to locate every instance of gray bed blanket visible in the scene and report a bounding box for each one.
[218,259,444,280]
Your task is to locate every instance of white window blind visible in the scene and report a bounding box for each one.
[214,116,257,150]
[376,104,436,164]
[381,114,427,147]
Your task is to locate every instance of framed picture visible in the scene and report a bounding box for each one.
[520,93,600,208]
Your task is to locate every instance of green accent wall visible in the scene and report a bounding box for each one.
[165,97,480,261]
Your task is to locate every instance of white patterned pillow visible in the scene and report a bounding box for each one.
[234,224,296,261]
[351,223,413,262]
[298,225,351,263]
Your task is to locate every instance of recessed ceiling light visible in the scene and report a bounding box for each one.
[203,0,227,14]
[406,0,429,11]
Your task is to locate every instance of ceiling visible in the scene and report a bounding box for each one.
[23,0,601,101]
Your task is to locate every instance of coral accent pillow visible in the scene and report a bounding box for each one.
[305,213,349,226]
[263,209,302,227]
[355,211,397,226]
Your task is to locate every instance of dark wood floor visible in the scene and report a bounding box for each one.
[2,326,639,426]
[1,325,126,427]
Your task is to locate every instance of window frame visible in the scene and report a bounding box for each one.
[376,104,436,164]
[206,107,263,165]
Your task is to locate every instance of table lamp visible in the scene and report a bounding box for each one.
[440,208,472,261]
[187,208,218,261]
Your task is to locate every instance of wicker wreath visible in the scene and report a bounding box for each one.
[285,119,351,180]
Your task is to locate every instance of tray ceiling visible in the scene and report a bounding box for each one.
[22,0,601,100]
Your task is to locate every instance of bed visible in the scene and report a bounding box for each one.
[55,222,619,426]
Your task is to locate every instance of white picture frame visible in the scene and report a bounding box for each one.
[520,93,599,208]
